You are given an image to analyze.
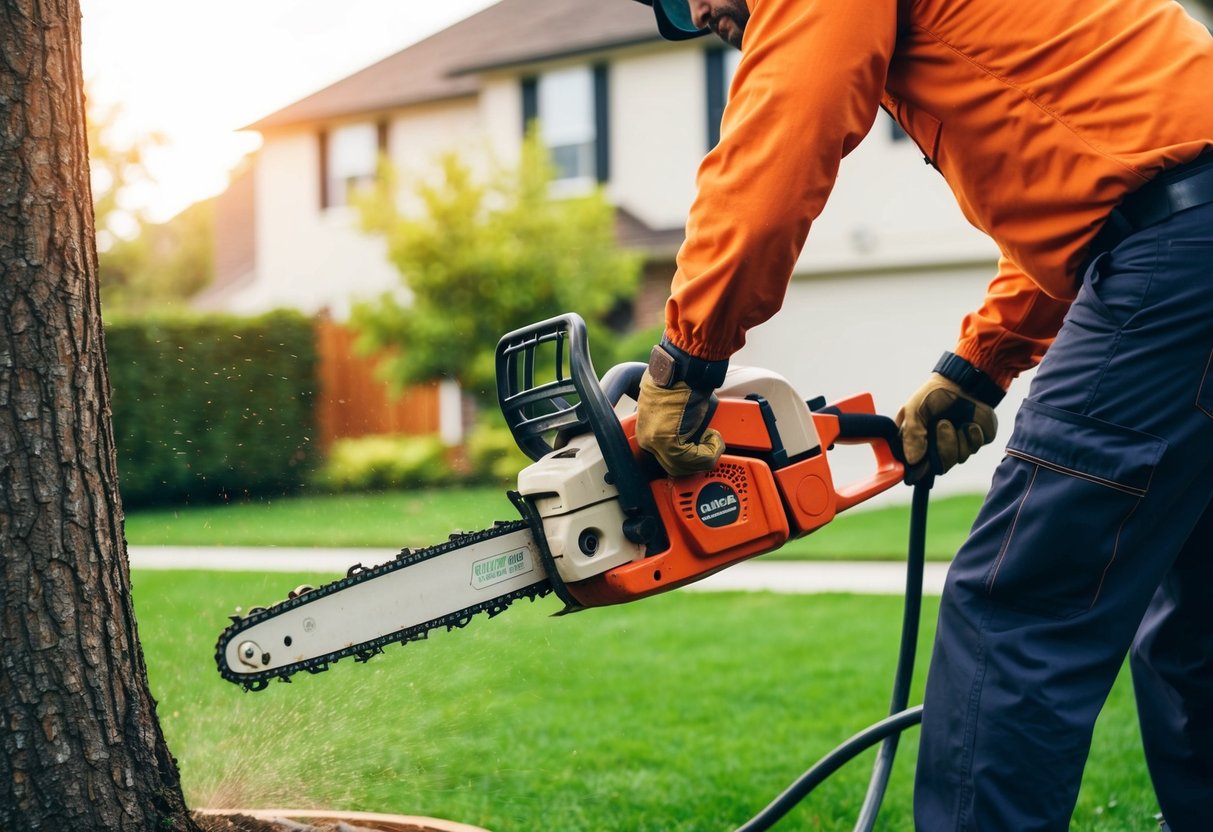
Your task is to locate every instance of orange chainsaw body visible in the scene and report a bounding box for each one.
[563,392,903,608]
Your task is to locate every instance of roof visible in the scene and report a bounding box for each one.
[248,0,662,131]
[614,206,684,258]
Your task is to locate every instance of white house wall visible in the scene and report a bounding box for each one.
[234,128,398,318]
[606,44,703,229]
[478,75,524,168]
[388,98,491,200]
[803,111,999,273]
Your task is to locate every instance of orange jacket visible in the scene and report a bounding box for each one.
[666,0,1213,388]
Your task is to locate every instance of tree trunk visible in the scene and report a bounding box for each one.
[0,2,200,830]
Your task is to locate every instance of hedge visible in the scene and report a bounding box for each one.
[105,311,316,507]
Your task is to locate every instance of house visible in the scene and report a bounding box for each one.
[214,0,1208,498]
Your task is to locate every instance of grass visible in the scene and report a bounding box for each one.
[124,488,985,561]
[135,569,1157,831]
[124,487,511,549]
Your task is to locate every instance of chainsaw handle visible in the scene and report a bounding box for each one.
[815,402,906,512]
[827,410,906,464]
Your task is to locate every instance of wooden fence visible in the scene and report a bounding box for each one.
[314,318,442,450]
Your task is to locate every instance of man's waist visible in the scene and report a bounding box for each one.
[1118,153,1213,231]
[1085,153,1213,263]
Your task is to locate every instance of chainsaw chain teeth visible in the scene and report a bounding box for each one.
[214,520,551,691]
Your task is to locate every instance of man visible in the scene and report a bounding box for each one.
[629,0,1213,828]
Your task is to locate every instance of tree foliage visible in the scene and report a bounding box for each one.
[87,92,215,314]
[99,197,215,313]
[86,96,163,249]
[352,133,642,402]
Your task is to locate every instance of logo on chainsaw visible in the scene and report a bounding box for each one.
[696,481,741,527]
[471,547,534,590]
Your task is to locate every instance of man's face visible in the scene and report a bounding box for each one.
[687,0,749,49]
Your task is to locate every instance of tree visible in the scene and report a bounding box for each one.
[0,3,200,830]
[352,132,644,403]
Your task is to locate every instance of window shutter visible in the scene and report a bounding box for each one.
[593,63,610,184]
[318,129,330,210]
[705,49,726,150]
[521,76,538,134]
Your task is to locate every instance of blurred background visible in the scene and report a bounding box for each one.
[82,0,1213,512]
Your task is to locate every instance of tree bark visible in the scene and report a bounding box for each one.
[0,2,200,830]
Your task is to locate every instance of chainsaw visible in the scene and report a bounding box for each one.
[215,313,905,691]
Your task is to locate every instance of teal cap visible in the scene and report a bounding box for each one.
[636,0,710,41]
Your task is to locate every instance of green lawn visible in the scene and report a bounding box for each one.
[124,488,984,561]
[136,569,1157,831]
[124,487,511,549]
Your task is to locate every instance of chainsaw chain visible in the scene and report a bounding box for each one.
[214,520,551,691]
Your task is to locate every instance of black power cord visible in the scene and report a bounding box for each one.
[735,476,934,832]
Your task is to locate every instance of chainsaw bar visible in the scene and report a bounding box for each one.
[214,520,553,691]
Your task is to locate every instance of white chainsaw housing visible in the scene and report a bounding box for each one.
[516,366,819,586]
[516,431,644,583]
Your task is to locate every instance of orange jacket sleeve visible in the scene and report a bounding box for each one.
[664,0,899,361]
[954,255,1073,388]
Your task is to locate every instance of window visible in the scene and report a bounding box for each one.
[521,64,610,185]
[319,121,384,209]
[540,67,595,182]
[706,47,742,149]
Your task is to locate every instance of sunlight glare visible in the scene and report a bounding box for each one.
[80,0,497,222]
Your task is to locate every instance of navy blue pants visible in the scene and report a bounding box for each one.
[915,201,1213,831]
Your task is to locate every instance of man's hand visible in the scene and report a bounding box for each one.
[635,339,729,476]
[636,372,725,476]
[897,371,998,482]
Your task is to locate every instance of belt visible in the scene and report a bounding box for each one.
[1089,152,1213,258]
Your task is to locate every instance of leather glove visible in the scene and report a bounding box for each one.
[897,353,1003,482]
[635,339,730,477]
[636,373,725,476]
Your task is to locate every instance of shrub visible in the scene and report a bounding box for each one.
[312,434,454,491]
[105,310,316,506]
[464,421,533,484]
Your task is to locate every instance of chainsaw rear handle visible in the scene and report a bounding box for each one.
[822,408,905,462]
[811,397,905,513]
[496,315,668,550]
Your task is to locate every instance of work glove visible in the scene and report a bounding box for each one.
[897,352,1003,483]
[635,340,729,477]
